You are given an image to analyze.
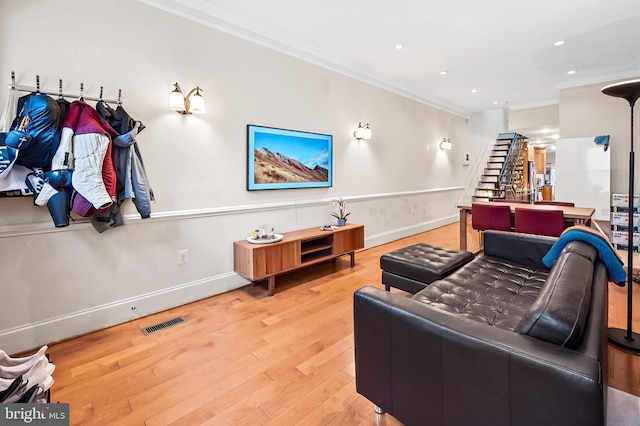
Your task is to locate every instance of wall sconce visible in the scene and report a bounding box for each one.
[169,82,206,114]
[354,122,372,141]
[439,138,452,150]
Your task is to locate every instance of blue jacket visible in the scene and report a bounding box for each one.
[5,93,61,169]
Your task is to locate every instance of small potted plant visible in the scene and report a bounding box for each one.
[329,198,350,226]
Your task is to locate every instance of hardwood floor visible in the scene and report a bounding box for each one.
[43,222,640,425]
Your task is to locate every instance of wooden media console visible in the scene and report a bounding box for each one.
[233,224,365,295]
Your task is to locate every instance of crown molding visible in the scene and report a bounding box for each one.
[138,0,473,118]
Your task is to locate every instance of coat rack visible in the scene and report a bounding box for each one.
[9,71,121,104]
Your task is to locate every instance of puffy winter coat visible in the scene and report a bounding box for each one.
[5,93,61,169]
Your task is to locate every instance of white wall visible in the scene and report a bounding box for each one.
[508,105,559,132]
[0,0,506,353]
[555,137,610,221]
[560,82,637,194]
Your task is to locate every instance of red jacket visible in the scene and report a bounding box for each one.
[59,101,118,215]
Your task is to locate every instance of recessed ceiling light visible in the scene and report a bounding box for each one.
[567,70,577,75]
[439,70,448,75]
[492,101,499,105]
[394,44,404,50]
[554,40,565,46]
[471,89,478,93]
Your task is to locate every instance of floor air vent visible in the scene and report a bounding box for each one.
[141,316,186,335]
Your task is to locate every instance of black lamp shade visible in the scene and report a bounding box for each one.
[602,79,640,105]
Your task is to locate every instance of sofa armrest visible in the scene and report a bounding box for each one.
[353,285,605,426]
[483,230,556,270]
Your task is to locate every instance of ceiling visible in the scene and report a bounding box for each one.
[144,0,640,120]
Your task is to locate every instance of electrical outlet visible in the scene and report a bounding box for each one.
[177,249,189,265]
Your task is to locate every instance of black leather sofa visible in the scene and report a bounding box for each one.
[354,230,609,426]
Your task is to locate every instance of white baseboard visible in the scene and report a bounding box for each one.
[0,273,250,355]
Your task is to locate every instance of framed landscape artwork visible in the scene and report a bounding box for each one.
[247,124,333,190]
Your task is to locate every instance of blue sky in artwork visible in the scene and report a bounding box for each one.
[254,130,330,169]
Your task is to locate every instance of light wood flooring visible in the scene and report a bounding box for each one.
[43,222,640,425]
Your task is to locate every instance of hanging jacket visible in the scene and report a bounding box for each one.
[96,101,154,218]
[36,100,117,210]
[5,93,61,170]
[69,101,118,209]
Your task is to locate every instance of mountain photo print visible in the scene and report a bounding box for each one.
[247,125,332,190]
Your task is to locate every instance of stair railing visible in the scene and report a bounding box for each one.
[497,133,525,200]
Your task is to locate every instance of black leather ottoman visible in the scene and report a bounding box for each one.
[380,243,475,294]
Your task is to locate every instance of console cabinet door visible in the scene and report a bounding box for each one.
[251,241,300,278]
[333,226,365,255]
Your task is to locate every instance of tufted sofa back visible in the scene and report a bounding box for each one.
[517,241,597,348]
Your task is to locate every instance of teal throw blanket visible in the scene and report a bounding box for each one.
[542,227,626,286]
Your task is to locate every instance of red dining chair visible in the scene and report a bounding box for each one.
[470,203,512,251]
[514,207,565,237]
[533,201,575,228]
[534,201,575,207]
[492,199,528,227]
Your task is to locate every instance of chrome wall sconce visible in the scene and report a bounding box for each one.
[439,138,452,150]
[354,122,372,141]
[169,82,205,114]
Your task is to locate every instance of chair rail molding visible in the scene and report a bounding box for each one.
[0,186,465,238]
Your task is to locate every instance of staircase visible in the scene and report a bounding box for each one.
[472,133,527,202]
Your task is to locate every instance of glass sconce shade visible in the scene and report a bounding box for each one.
[362,124,372,140]
[189,88,206,113]
[169,87,184,110]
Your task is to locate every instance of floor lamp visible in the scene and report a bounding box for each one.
[602,79,640,354]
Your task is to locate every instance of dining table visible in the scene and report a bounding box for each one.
[457,201,596,250]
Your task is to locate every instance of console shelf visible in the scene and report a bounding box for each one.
[301,236,332,253]
[234,224,365,295]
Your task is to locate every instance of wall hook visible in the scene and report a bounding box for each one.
[58,79,63,97]
[36,75,41,93]
[11,71,15,87]
[99,86,103,100]
[117,89,122,105]
[80,83,84,100]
